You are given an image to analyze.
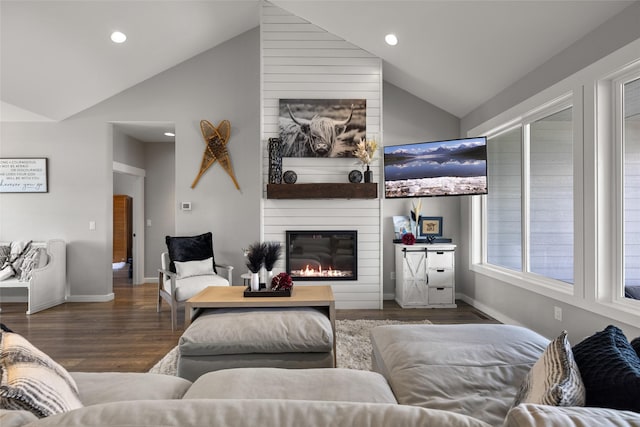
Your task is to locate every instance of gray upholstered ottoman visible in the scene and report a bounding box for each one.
[177,307,334,381]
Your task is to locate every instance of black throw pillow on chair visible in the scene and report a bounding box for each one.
[165,232,217,274]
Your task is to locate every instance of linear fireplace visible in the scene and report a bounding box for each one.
[285,230,357,281]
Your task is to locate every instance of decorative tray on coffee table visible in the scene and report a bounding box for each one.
[243,287,292,297]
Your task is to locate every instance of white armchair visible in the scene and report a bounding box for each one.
[158,252,233,330]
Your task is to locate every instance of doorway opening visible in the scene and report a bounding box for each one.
[111,121,176,291]
[113,193,133,285]
[112,166,144,287]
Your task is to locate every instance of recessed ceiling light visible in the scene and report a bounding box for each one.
[164,132,175,137]
[110,31,127,44]
[385,33,398,46]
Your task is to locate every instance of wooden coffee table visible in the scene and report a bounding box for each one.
[185,285,336,365]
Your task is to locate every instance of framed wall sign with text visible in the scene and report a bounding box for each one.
[0,158,48,193]
[418,216,443,237]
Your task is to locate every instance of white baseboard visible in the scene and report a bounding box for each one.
[65,293,115,303]
[456,293,523,327]
[144,276,158,284]
[383,292,395,300]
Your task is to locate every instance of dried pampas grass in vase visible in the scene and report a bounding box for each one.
[245,242,266,291]
[263,242,282,289]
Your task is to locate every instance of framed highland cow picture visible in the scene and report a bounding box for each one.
[278,98,366,158]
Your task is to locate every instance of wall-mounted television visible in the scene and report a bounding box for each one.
[384,136,488,199]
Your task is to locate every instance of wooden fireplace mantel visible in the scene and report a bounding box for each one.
[266,183,378,199]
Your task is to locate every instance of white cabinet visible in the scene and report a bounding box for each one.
[394,243,456,308]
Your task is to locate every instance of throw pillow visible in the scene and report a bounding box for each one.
[9,241,31,258]
[165,232,217,274]
[513,331,585,407]
[1,241,33,278]
[18,247,48,282]
[572,325,640,412]
[174,257,214,279]
[0,245,10,266]
[0,265,15,281]
[0,332,83,418]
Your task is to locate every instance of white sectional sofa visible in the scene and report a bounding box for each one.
[371,324,640,427]
[0,240,66,314]
[1,323,639,427]
[0,368,491,427]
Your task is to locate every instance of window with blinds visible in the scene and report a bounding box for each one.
[484,104,574,284]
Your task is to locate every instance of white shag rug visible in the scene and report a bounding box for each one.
[149,318,431,375]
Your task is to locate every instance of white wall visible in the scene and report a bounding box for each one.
[143,141,175,279]
[0,28,261,300]
[458,3,640,339]
[260,3,382,308]
[0,120,114,300]
[113,173,136,197]
[113,128,145,169]
[381,82,460,298]
[461,2,640,134]
[1,16,455,306]
[91,29,262,277]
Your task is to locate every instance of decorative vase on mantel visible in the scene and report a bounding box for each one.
[268,137,283,184]
[364,165,373,183]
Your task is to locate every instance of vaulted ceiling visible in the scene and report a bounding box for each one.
[1,0,635,131]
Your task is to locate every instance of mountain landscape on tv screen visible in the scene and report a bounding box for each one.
[384,138,487,198]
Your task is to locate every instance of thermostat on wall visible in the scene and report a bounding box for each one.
[181,201,192,211]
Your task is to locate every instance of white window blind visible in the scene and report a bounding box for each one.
[529,107,574,283]
[484,106,574,284]
[623,76,640,299]
[487,127,522,271]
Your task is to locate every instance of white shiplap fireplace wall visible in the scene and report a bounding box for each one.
[260,2,383,309]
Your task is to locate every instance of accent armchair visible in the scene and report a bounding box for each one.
[158,233,233,330]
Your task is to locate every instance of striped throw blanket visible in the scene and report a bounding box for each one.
[0,332,83,417]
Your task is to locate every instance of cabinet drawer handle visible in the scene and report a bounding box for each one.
[436,269,445,272]
[402,248,428,258]
[436,287,445,290]
[436,251,444,254]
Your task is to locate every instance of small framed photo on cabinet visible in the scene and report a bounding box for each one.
[392,215,412,239]
[418,216,443,237]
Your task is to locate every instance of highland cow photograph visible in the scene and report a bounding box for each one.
[278,99,366,158]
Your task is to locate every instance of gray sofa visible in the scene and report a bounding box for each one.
[2,368,489,427]
[2,324,639,427]
[371,324,640,427]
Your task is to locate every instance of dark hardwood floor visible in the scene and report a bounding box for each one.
[0,280,498,373]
